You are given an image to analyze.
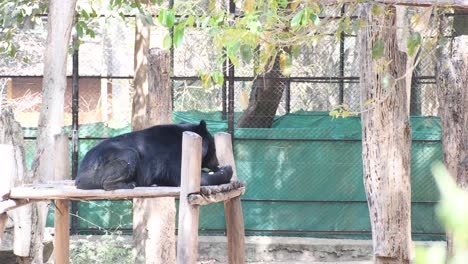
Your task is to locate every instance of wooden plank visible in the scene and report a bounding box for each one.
[54,199,70,264]
[0,144,15,199]
[10,185,180,200]
[224,197,246,264]
[177,132,202,264]
[214,132,238,181]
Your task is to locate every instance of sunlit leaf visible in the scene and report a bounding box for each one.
[173,23,185,48]
[162,34,172,50]
[186,15,195,27]
[279,52,292,76]
[291,10,304,28]
[211,71,224,85]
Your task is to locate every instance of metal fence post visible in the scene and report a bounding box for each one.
[71,24,80,235]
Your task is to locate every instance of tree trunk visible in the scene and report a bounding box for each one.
[436,35,468,257]
[358,4,412,264]
[27,1,77,263]
[236,52,287,128]
[132,11,176,262]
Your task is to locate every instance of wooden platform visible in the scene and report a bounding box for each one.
[7,180,245,202]
[0,132,246,264]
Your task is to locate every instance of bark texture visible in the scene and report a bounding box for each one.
[27,1,77,263]
[358,4,412,264]
[236,53,287,128]
[436,36,468,256]
[131,36,176,263]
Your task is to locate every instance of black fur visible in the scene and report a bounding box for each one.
[75,121,232,190]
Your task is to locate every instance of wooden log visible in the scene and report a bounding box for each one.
[214,133,246,264]
[224,197,246,264]
[54,133,70,181]
[132,40,176,263]
[54,199,70,264]
[177,132,202,264]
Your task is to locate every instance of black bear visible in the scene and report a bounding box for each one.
[75,121,233,190]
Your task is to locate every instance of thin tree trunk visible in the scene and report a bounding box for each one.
[236,51,287,128]
[132,8,176,262]
[27,1,77,263]
[436,35,468,257]
[358,4,412,264]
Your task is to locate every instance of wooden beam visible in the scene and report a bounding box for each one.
[177,132,202,264]
[10,185,180,200]
[54,199,70,264]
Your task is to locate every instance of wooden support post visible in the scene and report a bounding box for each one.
[214,133,246,264]
[177,132,202,264]
[0,144,15,243]
[54,200,70,264]
[132,43,176,263]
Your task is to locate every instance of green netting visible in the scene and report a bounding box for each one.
[40,111,443,239]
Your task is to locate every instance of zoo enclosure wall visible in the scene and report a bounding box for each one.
[1,2,466,239]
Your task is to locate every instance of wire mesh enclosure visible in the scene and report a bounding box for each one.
[1,2,465,240]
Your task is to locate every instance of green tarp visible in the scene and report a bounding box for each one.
[39,111,443,239]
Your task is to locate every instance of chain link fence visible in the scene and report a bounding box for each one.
[0,3,465,239]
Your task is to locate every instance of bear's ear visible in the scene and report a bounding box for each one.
[199,120,207,130]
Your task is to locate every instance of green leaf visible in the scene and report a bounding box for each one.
[310,13,321,26]
[86,28,96,38]
[371,39,384,59]
[162,34,172,50]
[407,32,421,57]
[278,0,288,9]
[186,15,195,27]
[291,10,304,28]
[173,24,185,48]
[211,71,224,85]
[158,9,175,28]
